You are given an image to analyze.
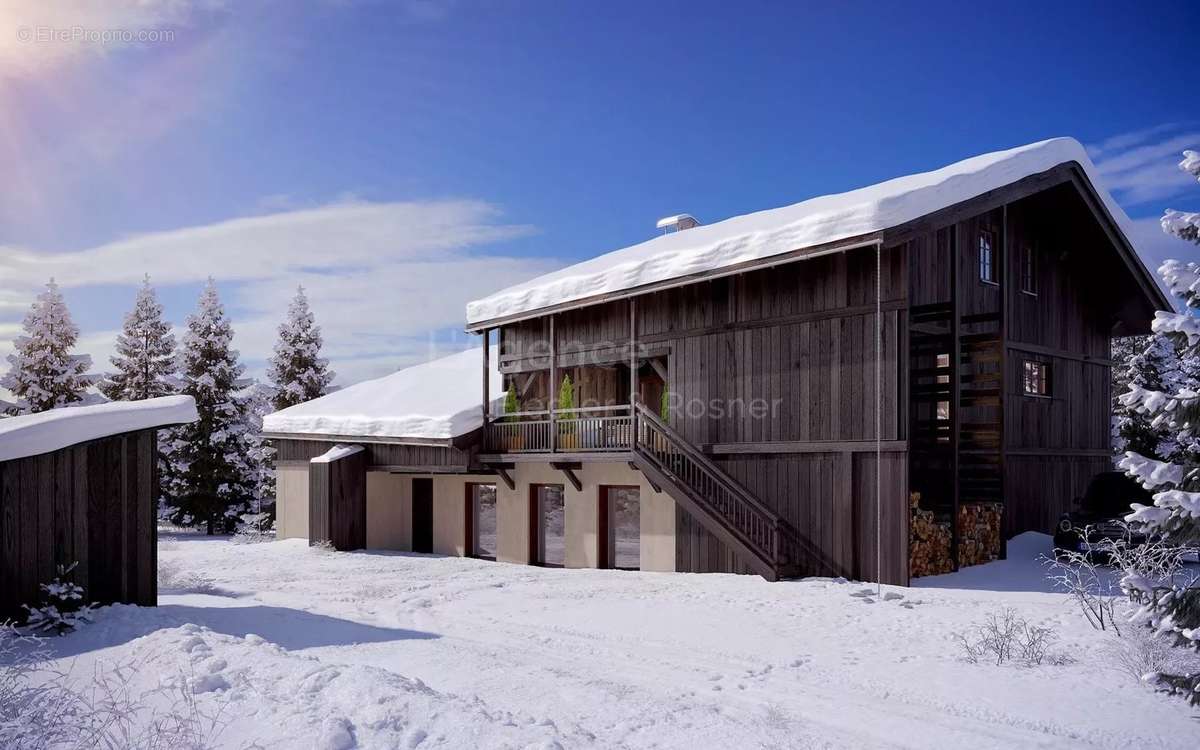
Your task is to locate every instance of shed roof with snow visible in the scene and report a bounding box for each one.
[465,137,1167,329]
[0,395,198,462]
[261,346,502,443]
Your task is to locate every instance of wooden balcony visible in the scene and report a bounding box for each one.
[484,404,634,455]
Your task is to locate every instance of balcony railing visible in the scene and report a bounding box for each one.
[485,404,633,453]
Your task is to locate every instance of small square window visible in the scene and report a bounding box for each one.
[1021,244,1037,294]
[979,230,997,284]
[1022,360,1050,397]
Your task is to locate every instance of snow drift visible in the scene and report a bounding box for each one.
[467,137,1140,325]
[262,346,501,441]
[0,395,198,462]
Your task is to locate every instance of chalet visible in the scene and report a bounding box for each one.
[265,137,1168,585]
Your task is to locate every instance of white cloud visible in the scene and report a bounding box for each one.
[1089,126,1200,207]
[0,197,556,388]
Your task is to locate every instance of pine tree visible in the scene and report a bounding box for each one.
[1111,334,1180,459]
[161,280,258,535]
[100,276,177,402]
[1,279,92,414]
[1117,150,1200,706]
[503,383,518,420]
[557,374,575,420]
[266,286,334,412]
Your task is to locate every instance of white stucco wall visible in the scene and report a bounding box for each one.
[366,472,411,550]
[492,461,675,572]
[275,464,310,540]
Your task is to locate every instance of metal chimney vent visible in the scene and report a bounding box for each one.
[656,214,700,234]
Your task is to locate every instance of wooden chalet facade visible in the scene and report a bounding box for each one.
[267,139,1166,585]
[465,151,1167,585]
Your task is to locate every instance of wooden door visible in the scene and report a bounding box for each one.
[412,478,433,553]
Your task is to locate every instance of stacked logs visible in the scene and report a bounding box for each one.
[957,502,1002,567]
[909,492,954,577]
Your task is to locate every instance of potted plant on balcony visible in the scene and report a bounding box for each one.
[503,383,523,451]
[557,374,577,450]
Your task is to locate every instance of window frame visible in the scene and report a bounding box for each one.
[978,229,998,285]
[1020,243,1038,296]
[1022,359,1051,399]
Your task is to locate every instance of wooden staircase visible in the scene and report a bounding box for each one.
[630,402,811,581]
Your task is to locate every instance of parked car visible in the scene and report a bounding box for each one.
[1053,471,1153,560]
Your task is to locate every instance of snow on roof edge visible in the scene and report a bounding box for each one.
[0,395,198,462]
[261,346,502,442]
[310,444,365,463]
[466,137,1154,326]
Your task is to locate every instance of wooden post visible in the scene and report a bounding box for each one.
[549,315,557,453]
[482,329,490,423]
[950,229,961,571]
[999,205,1008,560]
[629,298,637,449]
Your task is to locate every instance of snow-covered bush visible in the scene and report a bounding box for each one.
[1104,627,1200,686]
[157,558,219,595]
[952,608,1058,666]
[1043,541,1125,634]
[23,563,95,636]
[232,512,274,545]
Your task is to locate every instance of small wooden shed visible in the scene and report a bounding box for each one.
[0,396,197,621]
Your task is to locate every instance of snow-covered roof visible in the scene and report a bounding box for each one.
[467,137,1146,327]
[0,395,198,462]
[262,346,502,442]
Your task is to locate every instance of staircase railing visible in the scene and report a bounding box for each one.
[632,402,793,574]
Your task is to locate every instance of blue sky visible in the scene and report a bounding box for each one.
[0,0,1196,388]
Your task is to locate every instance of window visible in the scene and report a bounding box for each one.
[599,486,640,570]
[529,484,565,567]
[466,483,497,560]
[1022,360,1050,397]
[979,230,997,284]
[935,353,950,424]
[1020,244,1037,295]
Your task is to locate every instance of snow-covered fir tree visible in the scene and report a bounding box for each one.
[1111,334,1180,459]
[99,276,177,402]
[161,280,259,535]
[241,381,278,526]
[1,279,92,415]
[1118,149,1200,706]
[266,286,334,412]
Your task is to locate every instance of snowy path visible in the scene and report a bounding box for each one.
[31,533,1199,749]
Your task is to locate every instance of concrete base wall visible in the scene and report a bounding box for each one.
[276,464,310,540]
[275,460,676,572]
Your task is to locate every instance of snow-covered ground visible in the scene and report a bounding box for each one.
[22,532,1199,749]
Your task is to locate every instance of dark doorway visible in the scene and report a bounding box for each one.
[600,486,640,570]
[467,483,497,560]
[529,484,564,566]
[412,478,433,553]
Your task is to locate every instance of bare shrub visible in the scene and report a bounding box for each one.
[953,608,1060,667]
[0,625,239,749]
[1104,627,1200,685]
[231,513,274,546]
[1043,544,1123,634]
[310,539,337,556]
[157,559,218,595]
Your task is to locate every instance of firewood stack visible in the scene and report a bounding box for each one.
[908,492,953,577]
[957,502,1002,567]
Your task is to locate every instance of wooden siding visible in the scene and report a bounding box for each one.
[0,429,157,620]
[274,438,473,471]
[676,450,907,584]
[308,449,367,550]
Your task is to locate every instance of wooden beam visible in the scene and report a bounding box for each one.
[517,372,537,398]
[628,461,662,494]
[551,462,583,492]
[477,452,634,464]
[649,357,668,382]
[705,440,907,455]
[494,466,515,491]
